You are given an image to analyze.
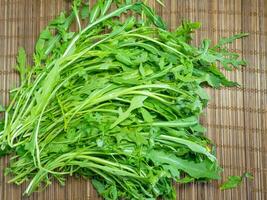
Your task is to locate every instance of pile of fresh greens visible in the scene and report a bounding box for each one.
[0,0,248,199]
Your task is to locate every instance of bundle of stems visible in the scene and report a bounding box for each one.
[0,1,247,199]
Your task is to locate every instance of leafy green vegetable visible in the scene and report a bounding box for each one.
[220,172,253,190]
[0,0,248,199]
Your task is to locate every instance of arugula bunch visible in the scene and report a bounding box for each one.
[0,0,247,199]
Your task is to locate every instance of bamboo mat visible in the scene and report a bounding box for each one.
[0,0,266,199]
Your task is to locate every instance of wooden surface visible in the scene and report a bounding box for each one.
[0,0,266,199]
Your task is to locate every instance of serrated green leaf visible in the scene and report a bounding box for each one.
[148,150,221,179]
[214,33,249,49]
[92,179,106,194]
[111,96,147,128]
[15,47,27,82]
[220,172,253,190]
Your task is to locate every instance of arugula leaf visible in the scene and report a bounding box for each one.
[92,179,106,195]
[110,95,147,128]
[220,172,253,190]
[175,21,201,42]
[148,150,221,179]
[15,48,27,82]
[213,33,249,49]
